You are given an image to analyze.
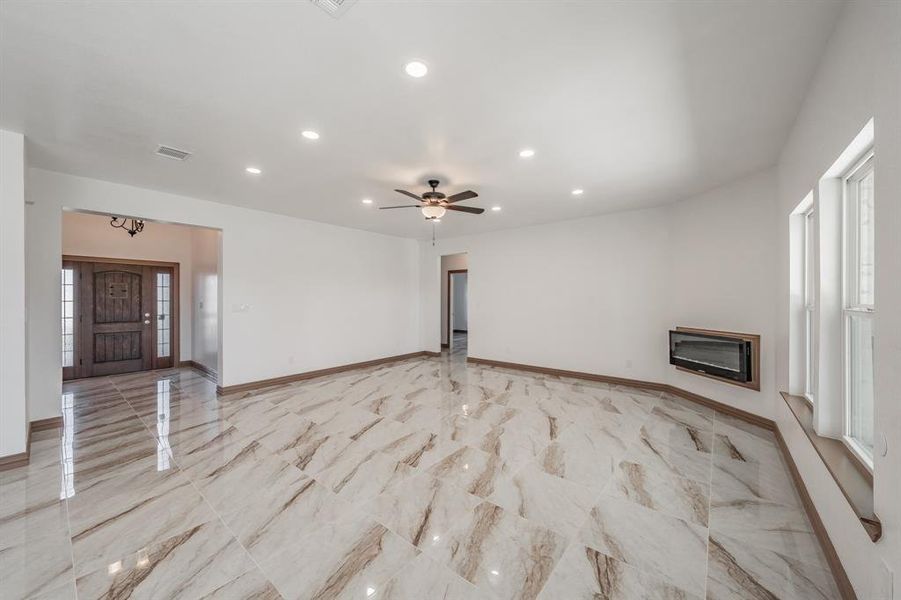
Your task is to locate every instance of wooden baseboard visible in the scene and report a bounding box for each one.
[0,416,64,472]
[466,357,671,392]
[466,355,854,599]
[216,350,439,396]
[30,416,63,432]
[667,386,773,430]
[179,360,218,382]
[0,447,30,471]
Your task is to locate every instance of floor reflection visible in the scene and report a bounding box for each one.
[60,392,75,500]
[156,380,171,472]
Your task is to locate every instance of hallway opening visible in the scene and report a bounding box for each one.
[60,210,221,382]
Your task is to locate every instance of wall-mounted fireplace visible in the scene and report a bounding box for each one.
[669,327,760,391]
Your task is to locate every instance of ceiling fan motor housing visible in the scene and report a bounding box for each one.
[423,179,445,202]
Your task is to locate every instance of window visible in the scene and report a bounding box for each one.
[843,153,875,464]
[803,207,816,401]
[156,272,171,358]
[61,268,75,368]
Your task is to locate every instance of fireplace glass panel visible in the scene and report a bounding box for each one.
[669,330,751,383]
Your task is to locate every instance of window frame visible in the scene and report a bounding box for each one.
[802,205,816,404]
[841,151,875,469]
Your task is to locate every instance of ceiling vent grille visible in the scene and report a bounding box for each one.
[155,145,191,161]
[310,0,358,18]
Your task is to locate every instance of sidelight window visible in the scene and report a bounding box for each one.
[62,268,75,367]
[156,272,171,358]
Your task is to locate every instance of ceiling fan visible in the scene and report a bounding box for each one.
[380,179,483,220]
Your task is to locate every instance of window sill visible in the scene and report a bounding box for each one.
[780,392,881,542]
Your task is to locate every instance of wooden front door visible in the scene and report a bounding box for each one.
[63,258,178,379]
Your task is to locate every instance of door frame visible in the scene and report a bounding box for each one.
[62,255,180,378]
[446,269,467,349]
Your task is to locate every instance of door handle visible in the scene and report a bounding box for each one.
[144,320,151,325]
[144,313,151,318]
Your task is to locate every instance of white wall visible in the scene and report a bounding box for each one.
[775,1,900,595]
[421,170,777,404]
[439,253,468,345]
[421,209,671,383]
[191,227,220,375]
[452,272,468,331]
[0,130,27,457]
[26,169,421,421]
[665,169,778,417]
[61,211,195,362]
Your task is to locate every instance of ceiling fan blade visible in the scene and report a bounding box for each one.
[445,205,485,214]
[394,189,424,202]
[379,205,421,209]
[445,190,478,204]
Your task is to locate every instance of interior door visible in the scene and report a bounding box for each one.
[81,262,154,376]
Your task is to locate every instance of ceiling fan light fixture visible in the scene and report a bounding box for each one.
[421,205,446,219]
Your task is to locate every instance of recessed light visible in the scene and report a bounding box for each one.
[491,206,501,212]
[571,188,584,196]
[361,198,373,205]
[519,148,535,158]
[301,130,320,140]
[245,167,261,175]
[404,61,428,78]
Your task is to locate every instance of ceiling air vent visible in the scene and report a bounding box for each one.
[155,145,191,161]
[310,0,358,19]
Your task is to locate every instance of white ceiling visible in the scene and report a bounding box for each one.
[1,0,841,239]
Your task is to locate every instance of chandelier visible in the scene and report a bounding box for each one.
[109,216,145,237]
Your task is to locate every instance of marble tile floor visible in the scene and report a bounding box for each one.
[0,353,841,599]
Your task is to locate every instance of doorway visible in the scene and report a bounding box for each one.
[62,256,179,379]
[448,270,468,358]
[440,252,469,357]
